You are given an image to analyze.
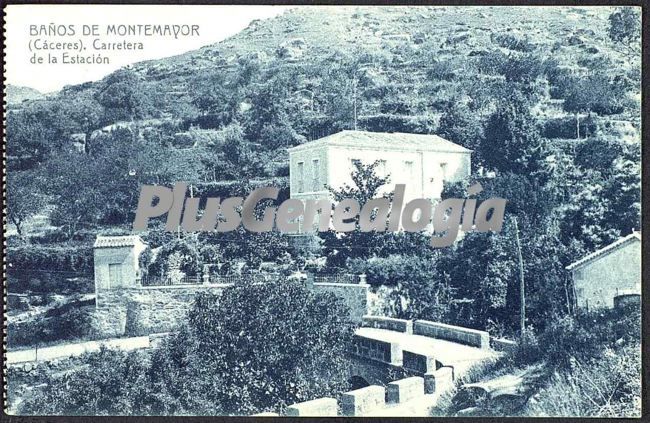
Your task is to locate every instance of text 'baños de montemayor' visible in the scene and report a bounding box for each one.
[132,183,506,247]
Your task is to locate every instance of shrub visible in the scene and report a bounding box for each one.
[19,347,153,415]
[526,345,641,417]
[542,115,597,139]
[147,237,202,277]
[538,305,640,369]
[17,280,354,416]
[358,114,438,134]
[7,242,94,276]
[491,33,536,52]
[7,306,97,348]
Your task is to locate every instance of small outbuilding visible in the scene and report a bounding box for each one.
[94,235,147,290]
[566,232,641,310]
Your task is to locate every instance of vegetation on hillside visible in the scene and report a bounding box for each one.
[6,6,641,416]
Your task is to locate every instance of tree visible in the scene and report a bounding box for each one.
[199,226,292,271]
[603,157,641,236]
[18,281,354,416]
[246,65,308,149]
[438,99,484,169]
[321,160,391,267]
[149,280,354,415]
[6,170,46,236]
[608,7,641,58]
[438,228,517,331]
[479,92,545,175]
[57,90,104,153]
[6,101,69,170]
[147,236,203,278]
[216,122,265,180]
[18,347,155,415]
[559,169,621,252]
[563,74,631,136]
[348,253,450,321]
[96,69,154,123]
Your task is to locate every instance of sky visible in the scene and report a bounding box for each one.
[5,5,293,93]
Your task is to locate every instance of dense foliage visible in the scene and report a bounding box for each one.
[6,6,641,416]
[19,280,354,415]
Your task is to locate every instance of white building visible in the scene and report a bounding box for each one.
[566,232,641,310]
[288,130,472,203]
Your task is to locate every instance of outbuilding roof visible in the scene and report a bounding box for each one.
[566,232,641,271]
[288,130,472,154]
[94,235,146,248]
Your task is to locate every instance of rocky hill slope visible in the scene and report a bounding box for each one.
[130,6,620,87]
[6,84,45,105]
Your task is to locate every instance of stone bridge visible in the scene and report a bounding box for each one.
[91,235,516,417]
[255,316,512,417]
[348,316,502,387]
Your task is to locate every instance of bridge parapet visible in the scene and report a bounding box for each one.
[413,320,490,349]
[341,385,386,416]
[285,397,338,416]
[402,350,436,374]
[424,367,454,394]
[387,376,425,404]
[352,334,402,366]
[276,371,456,417]
[362,315,413,333]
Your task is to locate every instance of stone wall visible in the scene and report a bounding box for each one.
[413,320,490,349]
[94,284,228,337]
[124,285,228,336]
[95,281,368,337]
[490,337,518,353]
[362,316,413,333]
[277,371,455,417]
[352,334,402,366]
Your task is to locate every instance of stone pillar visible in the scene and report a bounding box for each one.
[341,385,385,416]
[359,273,368,285]
[202,265,210,284]
[305,272,315,290]
[387,376,425,404]
[285,398,338,416]
[424,367,454,394]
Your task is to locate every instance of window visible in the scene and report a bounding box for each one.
[312,159,321,191]
[108,263,122,288]
[297,161,304,193]
[350,158,361,170]
[574,269,584,281]
[440,162,448,179]
[403,161,414,178]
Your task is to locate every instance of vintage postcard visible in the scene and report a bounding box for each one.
[3,3,643,418]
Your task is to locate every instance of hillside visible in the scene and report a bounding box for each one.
[6,84,45,105]
[113,5,637,142]
[133,6,620,83]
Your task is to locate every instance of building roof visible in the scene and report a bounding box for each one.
[288,130,472,154]
[566,232,641,271]
[94,235,146,248]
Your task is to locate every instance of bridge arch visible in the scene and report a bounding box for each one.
[347,375,370,390]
